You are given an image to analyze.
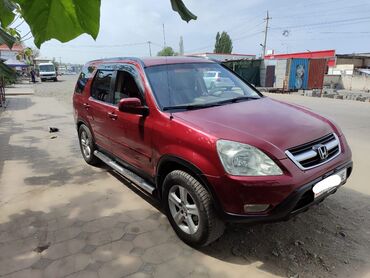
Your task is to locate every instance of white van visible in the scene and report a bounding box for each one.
[38,62,57,82]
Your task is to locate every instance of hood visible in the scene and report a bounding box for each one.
[174,97,334,159]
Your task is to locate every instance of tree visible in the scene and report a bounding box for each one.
[157,46,177,56]
[0,0,197,48]
[214,31,233,54]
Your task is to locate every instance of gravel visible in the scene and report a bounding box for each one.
[33,75,78,108]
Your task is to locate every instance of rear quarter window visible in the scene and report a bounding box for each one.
[75,64,96,94]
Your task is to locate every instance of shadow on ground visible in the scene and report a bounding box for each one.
[201,188,370,278]
[1,95,369,278]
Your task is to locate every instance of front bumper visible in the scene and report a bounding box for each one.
[218,160,353,223]
[40,75,56,79]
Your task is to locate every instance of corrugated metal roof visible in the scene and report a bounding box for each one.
[0,43,24,51]
[265,50,335,59]
[357,68,370,75]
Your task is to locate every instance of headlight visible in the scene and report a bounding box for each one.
[216,140,283,176]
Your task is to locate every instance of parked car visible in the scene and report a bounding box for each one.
[38,62,57,82]
[203,70,234,89]
[73,57,352,246]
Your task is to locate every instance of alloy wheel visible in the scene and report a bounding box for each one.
[80,130,91,159]
[168,185,200,234]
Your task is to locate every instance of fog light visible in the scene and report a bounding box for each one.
[244,204,270,213]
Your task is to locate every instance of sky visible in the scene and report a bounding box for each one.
[13,0,370,64]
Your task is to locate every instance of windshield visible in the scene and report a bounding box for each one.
[145,63,261,111]
[39,65,55,72]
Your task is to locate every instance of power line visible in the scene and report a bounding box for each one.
[233,30,263,42]
[13,20,24,29]
[273,3,369,20]
[55,42,150,48]
[271,16,370,30]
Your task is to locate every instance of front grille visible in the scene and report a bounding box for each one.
[285,133,341,170]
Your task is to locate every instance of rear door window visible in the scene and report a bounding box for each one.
[91,70,114,103]
[75,64,96,94]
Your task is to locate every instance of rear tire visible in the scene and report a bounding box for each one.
[78,124,100,166]
[163,170,225,247]
[53,78,58,82]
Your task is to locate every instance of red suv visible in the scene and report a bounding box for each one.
[73,57,352,246]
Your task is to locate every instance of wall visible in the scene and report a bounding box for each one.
[336,57,365,67]
[260,59,276,87]
[275,59,288,89]
[324,75,343,89]
[223,59,262,86]
[328,64,354,75]
[0,50,17,60]
[342,75,370,91]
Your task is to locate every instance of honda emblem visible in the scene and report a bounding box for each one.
[317,145,329,160]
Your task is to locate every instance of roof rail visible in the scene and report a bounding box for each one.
[183,55,219,63]
[87,57,145,67]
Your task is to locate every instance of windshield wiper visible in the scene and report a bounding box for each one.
[162,96,260,111]
[217,96,260,104]
[162,103,222,111]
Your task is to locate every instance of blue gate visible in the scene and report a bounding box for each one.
[288,59,309,90]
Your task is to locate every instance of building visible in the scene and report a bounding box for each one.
[329,53,370,75]
[0,43,24,61]
[265,49,336,68]
[186,52,255,62]
[336,53,370,68]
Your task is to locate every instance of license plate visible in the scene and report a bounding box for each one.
[312,169,347,198]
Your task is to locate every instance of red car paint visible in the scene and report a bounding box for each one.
[73,57,352,220]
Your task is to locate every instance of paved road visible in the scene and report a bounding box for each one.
[0,78,369,278]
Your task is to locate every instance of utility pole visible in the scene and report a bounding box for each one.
[162,23,167,47]
[147,41,152,56]
[262,10,272,58]
[179,36,184,55]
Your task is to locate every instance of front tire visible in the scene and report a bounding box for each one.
[78,124,100,166]
[163,170,225,247]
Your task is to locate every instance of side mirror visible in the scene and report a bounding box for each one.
[118,97,149,116]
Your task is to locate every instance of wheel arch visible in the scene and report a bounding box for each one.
[76,119,97,143]
[156,155,223,213]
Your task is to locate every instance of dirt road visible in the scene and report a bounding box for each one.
[0,76,369,278]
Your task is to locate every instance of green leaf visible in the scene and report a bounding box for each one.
[16,0,100,48]
[0,26,16,48]
[5,27,21,40]
[0,60,16,82]
[0,0,16,27]
[73,0,100,38]
[170,0,197,22]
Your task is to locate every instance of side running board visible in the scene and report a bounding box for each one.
[93,150,155,194]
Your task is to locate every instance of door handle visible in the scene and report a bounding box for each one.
[83,103,90,109]
[108,112,118,120]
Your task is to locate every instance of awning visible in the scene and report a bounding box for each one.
[4,58,28,68]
